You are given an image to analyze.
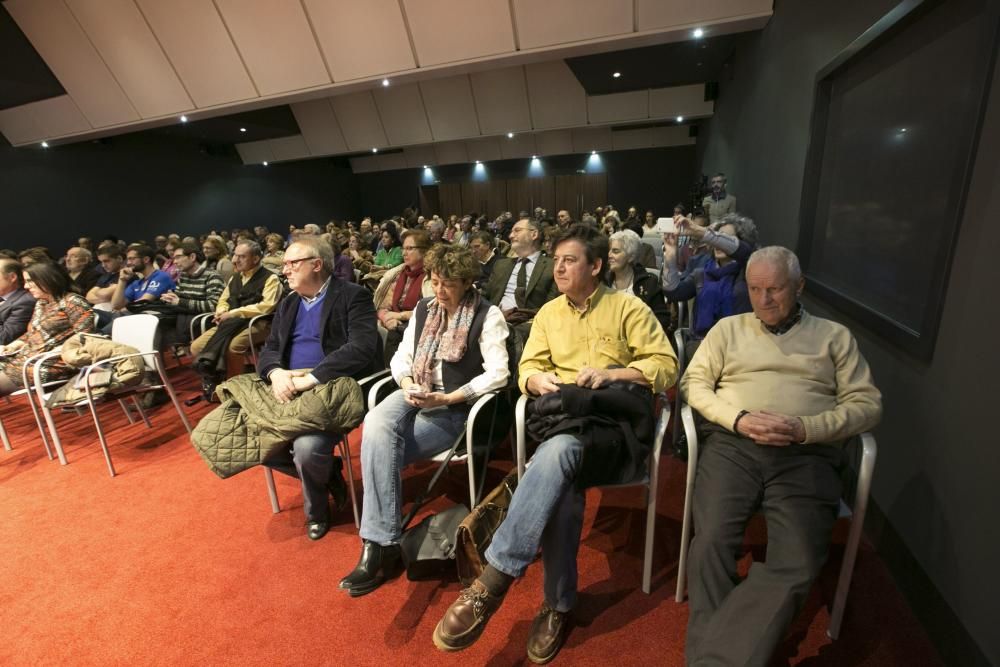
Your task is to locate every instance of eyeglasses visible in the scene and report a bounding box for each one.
[402,245,425,252]
[281,256,319,270]
[172,253,187,260]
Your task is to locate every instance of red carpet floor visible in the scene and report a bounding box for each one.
[0,364,942,666]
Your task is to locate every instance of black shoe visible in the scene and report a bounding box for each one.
[327,456,348,512]
[306,521,330,540]
[339,540,402,597]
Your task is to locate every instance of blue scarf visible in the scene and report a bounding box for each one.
[693,260,741,337]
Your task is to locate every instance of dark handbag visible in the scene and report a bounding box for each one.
[455,469,518,586]
[398,504,469,581]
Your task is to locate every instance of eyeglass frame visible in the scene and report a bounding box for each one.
[281,256,320,270]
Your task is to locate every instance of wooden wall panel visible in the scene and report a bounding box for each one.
[554,174,582,218]
[439,182,463,217]
[580,174,608,213]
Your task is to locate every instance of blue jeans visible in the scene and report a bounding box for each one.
[360,389,469,545]
[485,433,586,613]
[263,431,339,523]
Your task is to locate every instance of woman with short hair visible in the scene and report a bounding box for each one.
[607,229,671,333]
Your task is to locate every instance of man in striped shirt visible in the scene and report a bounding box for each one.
[160,241,224,347]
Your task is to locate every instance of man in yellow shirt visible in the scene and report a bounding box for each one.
[433,224,677,664]
[681,246,882,666]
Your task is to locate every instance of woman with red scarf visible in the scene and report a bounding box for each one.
[376,229,432,364]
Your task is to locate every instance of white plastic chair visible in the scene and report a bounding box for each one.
[514,390,671,594]
[0,350,65,459]
[34,314,192,477]
[365,374,509,511]
[262,369,390,529]
[673,403,877,640]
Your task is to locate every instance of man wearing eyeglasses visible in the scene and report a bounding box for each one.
[191,240,281,397]
[159,241,225,348]
[258,236,379,540]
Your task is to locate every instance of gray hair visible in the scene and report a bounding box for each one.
[718,213,759,248]
[67,247,92,262]
[289,236,334,275]
[609,229,640,262]
[302,223,322,235]
[747,246,802,282]
[235,240,263,258]
[428,219,445,233]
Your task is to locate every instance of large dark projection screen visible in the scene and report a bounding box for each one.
[798,0,999,360]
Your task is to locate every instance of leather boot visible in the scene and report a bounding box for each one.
[339,540,401,597]
[526,603,571,664]
[432,579,507,652]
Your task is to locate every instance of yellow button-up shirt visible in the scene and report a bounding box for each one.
[518,284,678,394]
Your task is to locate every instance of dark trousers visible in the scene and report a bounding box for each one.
[262,432,338,523]
[685,425,843,667]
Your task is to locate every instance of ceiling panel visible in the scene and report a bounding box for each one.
[350,154,381,173]
[303,0,415,81]
[652,125,695,147]
[419,75,481,141]
[611,127,654,151]
[214,0,330,96]
[268,134,311,161]
[404,145,437,168]
[635,0,773,31]
[588,90,650,124]
[372,83,432,146]
[236,139,274,164]
[513,0,632,50]
[524,61,587,130]
[329,91,388,152]
[534,129,573,156]
[5,0,139,127]
[291,98,348,155]
[470,66,532,136]
[571,127,613,153]
[377,152,409,171]
[465,137,502,163]
[0,100,44,144]
[403,0,515,66]
[66,0,192,118]
[29,94,91,138]
[433,140,469,166]
[499,132,537,159]
[649,84,714,118]
[135,0,258,108]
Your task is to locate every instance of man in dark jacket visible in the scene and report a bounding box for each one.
[0,259,35,345]
[432,224,677,663]
[258,236,379,541]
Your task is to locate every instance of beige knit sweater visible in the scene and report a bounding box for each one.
[681,311,882,444]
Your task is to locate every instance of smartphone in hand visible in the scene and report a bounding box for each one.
[405,386,427,399]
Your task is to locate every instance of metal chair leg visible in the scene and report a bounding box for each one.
[131,396,153,429]
[154,356,192,434]
[119,398,136,424]
[675,405,699,602]
[264,467,280,514]
[338,435,361,529]
[0,416,11,452]
[21,384,55,460]
[86,398,117,477]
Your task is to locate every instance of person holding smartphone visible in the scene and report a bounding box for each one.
[340,244,510,598]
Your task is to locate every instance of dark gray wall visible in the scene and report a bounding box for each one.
[0,134,360,252]
[697,1,999,664]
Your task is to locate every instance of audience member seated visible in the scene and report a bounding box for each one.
[662,213,757,358]
[555,209,573,229]
[358,218,377,251]
[702,172,737,223]
[362,224,404,289]
[0,259,35,345]
[191,241,281,395]
[158,238,181,282]
[373,230,433,364]
[607,230,671,333]
[427,218,449,245]
[158,241,225,348]
[481,217,559,343]
[259,237,379,540]
[86,245,124,311]
[340,244,509,596]
[106,244,176,332]
[677,211,712,274]
[640,209,663,268]
[331,240,354,283]
[261,233,286,273]
[431,224,676,663]
[201,235,235,283]
[468,231,498,290]
[681,246,882,666]
[17,247,55,269]
[65,247,102,295]
[0,262,96,396]
[347,232,374,275]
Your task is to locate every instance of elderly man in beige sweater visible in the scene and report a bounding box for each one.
[681,245,882,667]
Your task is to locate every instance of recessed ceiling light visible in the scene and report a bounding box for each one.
[612,71,621,78]
[180,115,188,123]
[531,155,538,160]
[372,147,378,153]
[382,78,390,87]
[591,150,597,155]
[676,116,684,123]
[262,161,268,166]
[507,132,514,139]
[41,141,49,148]
[423,164,429,169]
[475,160,482,165]
[240,127,246,133]
[900,127,908,133]
[693,28,704,38]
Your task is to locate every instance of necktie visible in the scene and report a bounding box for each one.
[515,257,529,308]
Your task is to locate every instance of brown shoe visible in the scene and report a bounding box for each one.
[432,580,506,652]
[526,603,571,664]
